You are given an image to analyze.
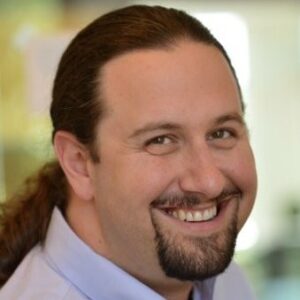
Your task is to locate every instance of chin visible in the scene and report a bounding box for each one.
[151,208,238,281]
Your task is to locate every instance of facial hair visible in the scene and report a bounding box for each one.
[150,191,240,281]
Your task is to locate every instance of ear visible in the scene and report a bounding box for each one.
[54,131,94,201]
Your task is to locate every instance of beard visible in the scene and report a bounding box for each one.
[150,192,239,281]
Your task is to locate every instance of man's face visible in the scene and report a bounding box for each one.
[89,40,257,283]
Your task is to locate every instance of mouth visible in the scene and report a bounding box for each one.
[165,206,217,222]
[151,193,240,232]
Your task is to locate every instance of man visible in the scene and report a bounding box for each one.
[0,5,257,299]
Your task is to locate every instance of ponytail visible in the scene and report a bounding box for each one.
[0,161,68,287]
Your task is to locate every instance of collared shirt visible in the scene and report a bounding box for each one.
[0,208,256,299]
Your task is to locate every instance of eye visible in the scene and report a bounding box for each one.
[146,136,172,145]
[208,129,233,140]
[144,135,178,155]
[207,128,237,149]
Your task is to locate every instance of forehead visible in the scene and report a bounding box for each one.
[99,40,241,126]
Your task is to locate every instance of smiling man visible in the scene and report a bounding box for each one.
[0,5,257,300]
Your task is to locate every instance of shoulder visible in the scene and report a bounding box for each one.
[212,261,256,300]
[0,245,84,300]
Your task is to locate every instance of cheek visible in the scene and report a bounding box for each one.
[229,147,257,229]
[92,157,176,252]
[234,149,257,192]
[113,156,176,202]
[92,155,176,239]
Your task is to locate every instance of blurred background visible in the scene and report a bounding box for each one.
[0,0,299,298]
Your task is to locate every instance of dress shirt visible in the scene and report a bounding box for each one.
[0,207,256,299]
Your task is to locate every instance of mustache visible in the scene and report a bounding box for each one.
[151,188,242,208]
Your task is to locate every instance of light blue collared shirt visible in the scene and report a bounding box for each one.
[0,208,256,299]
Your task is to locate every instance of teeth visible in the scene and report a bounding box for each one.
[178,210,186,221]
[194,211,202,221]
[203,210,211,221]
[168,206,217,222]
[186,212,193,222]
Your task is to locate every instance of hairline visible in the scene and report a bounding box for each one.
[89,37,244,162]
[96,36,243,121]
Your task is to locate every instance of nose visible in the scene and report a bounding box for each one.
[178,145,226,199]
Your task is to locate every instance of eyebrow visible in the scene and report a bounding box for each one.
[129,122,181,139]
[129,112,246,139]
[214,112,246,126]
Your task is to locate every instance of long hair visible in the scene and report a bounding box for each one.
[0,5,242,286]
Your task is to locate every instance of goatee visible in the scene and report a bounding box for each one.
[150,191,240,281]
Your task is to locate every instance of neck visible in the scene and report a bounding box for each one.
[66,195,109,255]
[146,277,193,300]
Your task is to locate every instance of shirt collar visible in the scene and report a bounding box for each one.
[43,207,215,300]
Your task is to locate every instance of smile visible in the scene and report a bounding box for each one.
[151,196,239,236]
[166,206,217,222]
[151,191,242,236]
